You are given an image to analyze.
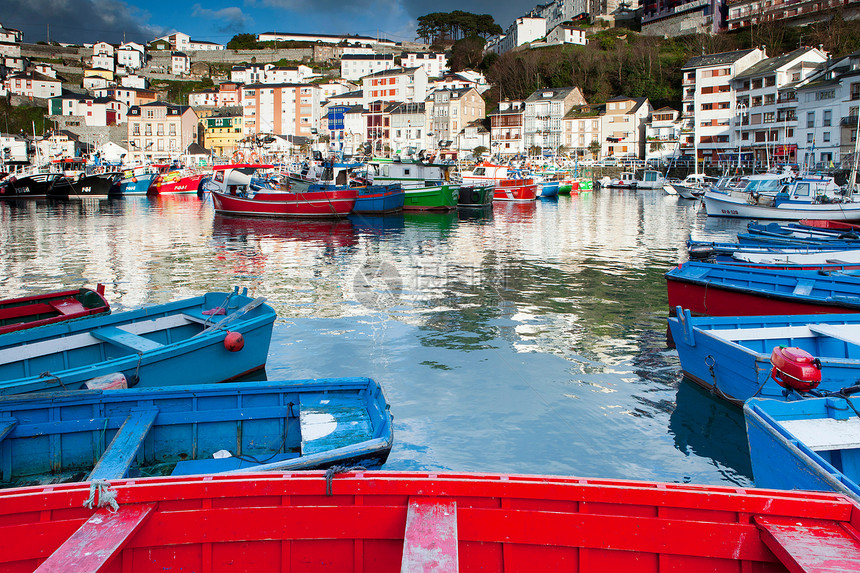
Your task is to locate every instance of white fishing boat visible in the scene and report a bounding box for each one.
[638,170,666,190]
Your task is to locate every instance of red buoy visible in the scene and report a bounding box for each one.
[224,331,244,352]
[770,346,821,391]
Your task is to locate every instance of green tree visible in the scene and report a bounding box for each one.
[528,145,542,157]
[472,145,488,158]
[227,34,259,50]
[588,140,601,159]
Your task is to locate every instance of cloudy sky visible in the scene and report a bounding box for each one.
[3,0,537,46]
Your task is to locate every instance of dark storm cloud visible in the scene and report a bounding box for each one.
[3,0,163,45]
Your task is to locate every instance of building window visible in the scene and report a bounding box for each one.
[169,125,176,136]
[823,110,832,127]
[144,123,152,135]
[807,133,813,143]
[807,112,814,128]
[823,132,830,142]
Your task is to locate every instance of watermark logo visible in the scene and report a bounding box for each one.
[353,261,403,309]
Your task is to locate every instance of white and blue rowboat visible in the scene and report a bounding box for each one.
[745,395,860,504]
[0,377,393,487]
[687,239,854,260]
[0,287,275,395]
[538,180,560,198]
[668,309,860,405]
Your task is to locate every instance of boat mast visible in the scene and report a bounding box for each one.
[850,111,860,196]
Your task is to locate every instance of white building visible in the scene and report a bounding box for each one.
[265,64,315,84]
[50,93,127,126]
[0,23,23,44]
[546,25,587,46]
[83,75,111,90]
[37,130,78,161]
[389,102,429,157]
[341,54,395,82]
[458,119,490,158]
[258,32,397,47]
[5,71,61,99]
[432,70,491,94]
[188,40,224,51]
[231,65,266,84]
[488,17,546,56]
[645,107,682,163]
[681,48,766,166]
[155,32,190,52]
[92,53,114,73]
[92,41,114,58]
[120,74,148,89]
[491,100,526,157]
[32,63,57,78]
[0,42,21,58]
[362,67,428,107]
[317,80,357,102]
[117,42,145,70]
[0,133,28,163]
[402,53,448,78]
[429,87,485,153]
[524,86,587,152]
[171,52,189,76]
[732,46,828,167]
[562,106,602,157]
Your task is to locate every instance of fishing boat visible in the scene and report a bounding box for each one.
[208,165,356,218]
[703,175,860,220]
[666,261,860,316]
[0,377,393,487]
[0,285,109,335]
[745,396,860,504]
[538,179,560,198]
[3,471,859,572]
[668,308,860,404]
[0,172,63,198]
[367,159,459,211]
[638,170,667,190]
[459,160,511,186]
[0,287,275,395]
[456,184,494,208]
[148,167,207,195]
[687,239,854,260]
[606,171,638,189]
[493,174,537,202]
[48,171,124,198]
[664,173,716,198]
[116,166,158,195]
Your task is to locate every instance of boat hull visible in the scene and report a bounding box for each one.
[149,173,206,195]
[745,397,860,504]
[402,185,458,211]
[119,173,157,195]
[457,184,494,208]
[0,286,109,335]
[493,179,537,202]
[352,184,404,214]
[668,310,860,404]
[0,288,276,395]
[212,188,356,218]
[704,191,860,220]
[539,181,560,197]
[48,173,122,198]
[0,174,62,198]
[0,377,393,486]
[2,471,858,572]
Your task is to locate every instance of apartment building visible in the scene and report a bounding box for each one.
[726,0,860,31]
[429,87,485,154]
[126,102,198,163]
[341,54,395,82]
[363,101,397,155]
[523,86,587,153]
[562,105,602,157]
[645,107,682,163]
[241,83,321,137]
[389,102,429,156]
[486,17,546,55]
[680,48,765,166]
[432,70,491,94]
[362,67,428,107]
[92,53,114,73]
[202,113,243,157]
[4,71,61,99]
[600,96,652,159]
[546,25,587,46]
[117,42,145,70]
[188,83,242,108]
[490,100,526,157]
[732,47,827,166]
[0,23,23,44]
[402,53,448,78]
[120,74,148,90]
[641,0,723,36]
[171,52,189,76]
[92,42,114,58]
[49,93,127,126]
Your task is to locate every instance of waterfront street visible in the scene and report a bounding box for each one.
[0,190,755,486]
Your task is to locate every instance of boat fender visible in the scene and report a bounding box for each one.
[132,177,137,183]
[839,232,860,240]
[83,372,128,390]
[770,346,821,392]
[224,331,244,352]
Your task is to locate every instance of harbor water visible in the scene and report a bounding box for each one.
[0,191,755,486]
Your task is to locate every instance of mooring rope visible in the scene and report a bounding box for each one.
[83,479,119,513]
[325,465,366,496]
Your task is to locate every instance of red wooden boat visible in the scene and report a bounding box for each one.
[799,219,860,232]
[493,177,537,201]
[2,471,859,572]
[209,164,356,218]
[0,285,109,335]
[148,168,206,195]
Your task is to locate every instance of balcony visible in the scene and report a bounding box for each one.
[843,115,860,127]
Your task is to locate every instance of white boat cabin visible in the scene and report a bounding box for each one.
[369,161,454,187]
[204,165,279,196]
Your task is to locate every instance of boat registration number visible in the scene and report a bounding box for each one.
[720,209,739,215]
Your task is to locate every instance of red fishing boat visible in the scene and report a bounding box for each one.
[0,285,109,335]
[148,166,207,195]
[493,177,538,202]
[2,471,859,572]
[208,164,356,218]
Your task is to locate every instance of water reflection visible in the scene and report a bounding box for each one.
[0,189,751,485]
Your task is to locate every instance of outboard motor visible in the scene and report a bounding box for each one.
[770,346,821,392]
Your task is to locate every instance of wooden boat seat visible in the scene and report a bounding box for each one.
[707,325,815,342]
[792,279,815,296]
[402,499,459,573]
[779,417,860,451]
[48,299,86,315]
[91,326,165,353]
[88,408,159,481]
[300,396,373,455]
[808,324,860,347]
[755,515,860,572]
[0,417,16,443]
[170,452,300,475]
[0,303,56,320]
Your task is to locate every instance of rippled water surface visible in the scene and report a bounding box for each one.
[0,191,756,485]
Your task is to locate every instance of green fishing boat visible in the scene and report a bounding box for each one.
[369,159,459,211]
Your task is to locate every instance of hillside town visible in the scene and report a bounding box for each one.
[0,0,859,173]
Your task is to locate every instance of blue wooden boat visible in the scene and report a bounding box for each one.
[669,308,860,405]
[737,232,860,247]
[351,183,404,213]
[118,172,157,195]
[745,396,860,504]
[688,239,852,260]
[0,287,275,395]
[666,261,860,316]
[748,221,859,240]
[538,180,560,198]
[0,377,393,486]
